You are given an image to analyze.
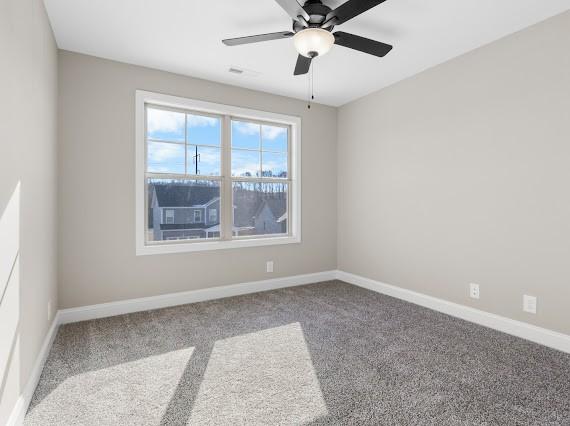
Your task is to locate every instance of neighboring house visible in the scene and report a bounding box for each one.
[150,183,287,241]
[253,198,287,235]
[151,184,220,241]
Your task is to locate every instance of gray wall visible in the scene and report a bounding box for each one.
[0,0,58,421]
[58,51,337,309]
[338,12,570,335]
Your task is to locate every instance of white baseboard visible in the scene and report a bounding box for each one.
[7,312,60,426]
[58,270,337,324]
[335,270,570,354]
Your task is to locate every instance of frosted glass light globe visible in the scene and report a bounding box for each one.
[293,28,335,58]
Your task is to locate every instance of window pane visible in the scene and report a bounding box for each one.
[262,125,288,152]
[187,114,221,146]
[146,179,221,242]
[262,152,288,178]
[232,182,288,237]
[187,145,221,176]
[232,149,260,177]
[147,142,185,174]
[147,108,185,142]
[232,120,260,149]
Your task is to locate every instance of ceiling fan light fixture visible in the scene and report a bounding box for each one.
[293,28,334,58]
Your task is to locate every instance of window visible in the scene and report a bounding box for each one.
[231,120,289,238]
[136,91,301,255]
[165,209,174,224]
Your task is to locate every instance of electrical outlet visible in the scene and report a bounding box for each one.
[523,295,537,314]
[469,283,480,299]
[266,261,274,273]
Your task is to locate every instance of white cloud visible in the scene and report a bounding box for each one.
[147,108,185,135]
[230,149,257,177]
[262,125,287,141]
[147,109,218,136]
[148,143,184,172]
[233,121,260,136]
[187,114,218,127]
[233,122,286,141]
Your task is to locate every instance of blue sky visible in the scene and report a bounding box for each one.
[147,108,288,177]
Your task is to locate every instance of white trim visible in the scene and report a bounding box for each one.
[7,313,60,426]
[335,270,570,354]
[135,90,302,256]
[59,270,335,324]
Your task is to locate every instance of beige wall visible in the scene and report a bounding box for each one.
[0,0,58,422]
[58,51,337,309]
[338,11,570,335]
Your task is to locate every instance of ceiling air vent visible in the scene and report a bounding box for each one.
[228,66,261,77]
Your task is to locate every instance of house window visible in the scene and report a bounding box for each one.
[209,208,217,223]
[165,209,174,224]
[136,90,301,255]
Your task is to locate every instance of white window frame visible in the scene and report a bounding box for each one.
[193,209,202,223]
[135,90,301,255]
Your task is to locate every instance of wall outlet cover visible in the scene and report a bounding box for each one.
[266,261,274,273]
[469,283,480,299]
[523,295,537,314]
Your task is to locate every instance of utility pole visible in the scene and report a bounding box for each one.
[192,146,200,175]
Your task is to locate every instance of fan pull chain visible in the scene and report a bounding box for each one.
[308,61,315,109]
[307,65,311,109]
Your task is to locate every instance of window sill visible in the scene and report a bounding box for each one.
[136,235,301,256]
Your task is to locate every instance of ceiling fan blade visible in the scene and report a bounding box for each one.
[324,0,388,26]
[294,55,312,75]
[274,0,310,22]
[222,31,294,46]
[334,31,393,57]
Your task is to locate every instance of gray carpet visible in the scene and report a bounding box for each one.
[25,281,570,425]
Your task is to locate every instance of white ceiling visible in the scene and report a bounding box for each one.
[44,0,569,106]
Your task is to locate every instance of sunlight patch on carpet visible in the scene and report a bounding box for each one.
[188,322,328,425]
[25,347,194,425]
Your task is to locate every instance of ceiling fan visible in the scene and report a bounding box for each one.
[222,0,393,76]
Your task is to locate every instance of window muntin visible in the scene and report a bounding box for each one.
[138,92,300,254]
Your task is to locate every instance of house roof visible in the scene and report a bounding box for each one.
[232,188,259,228]
[153,183,219,207]
[254,198,286,221]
